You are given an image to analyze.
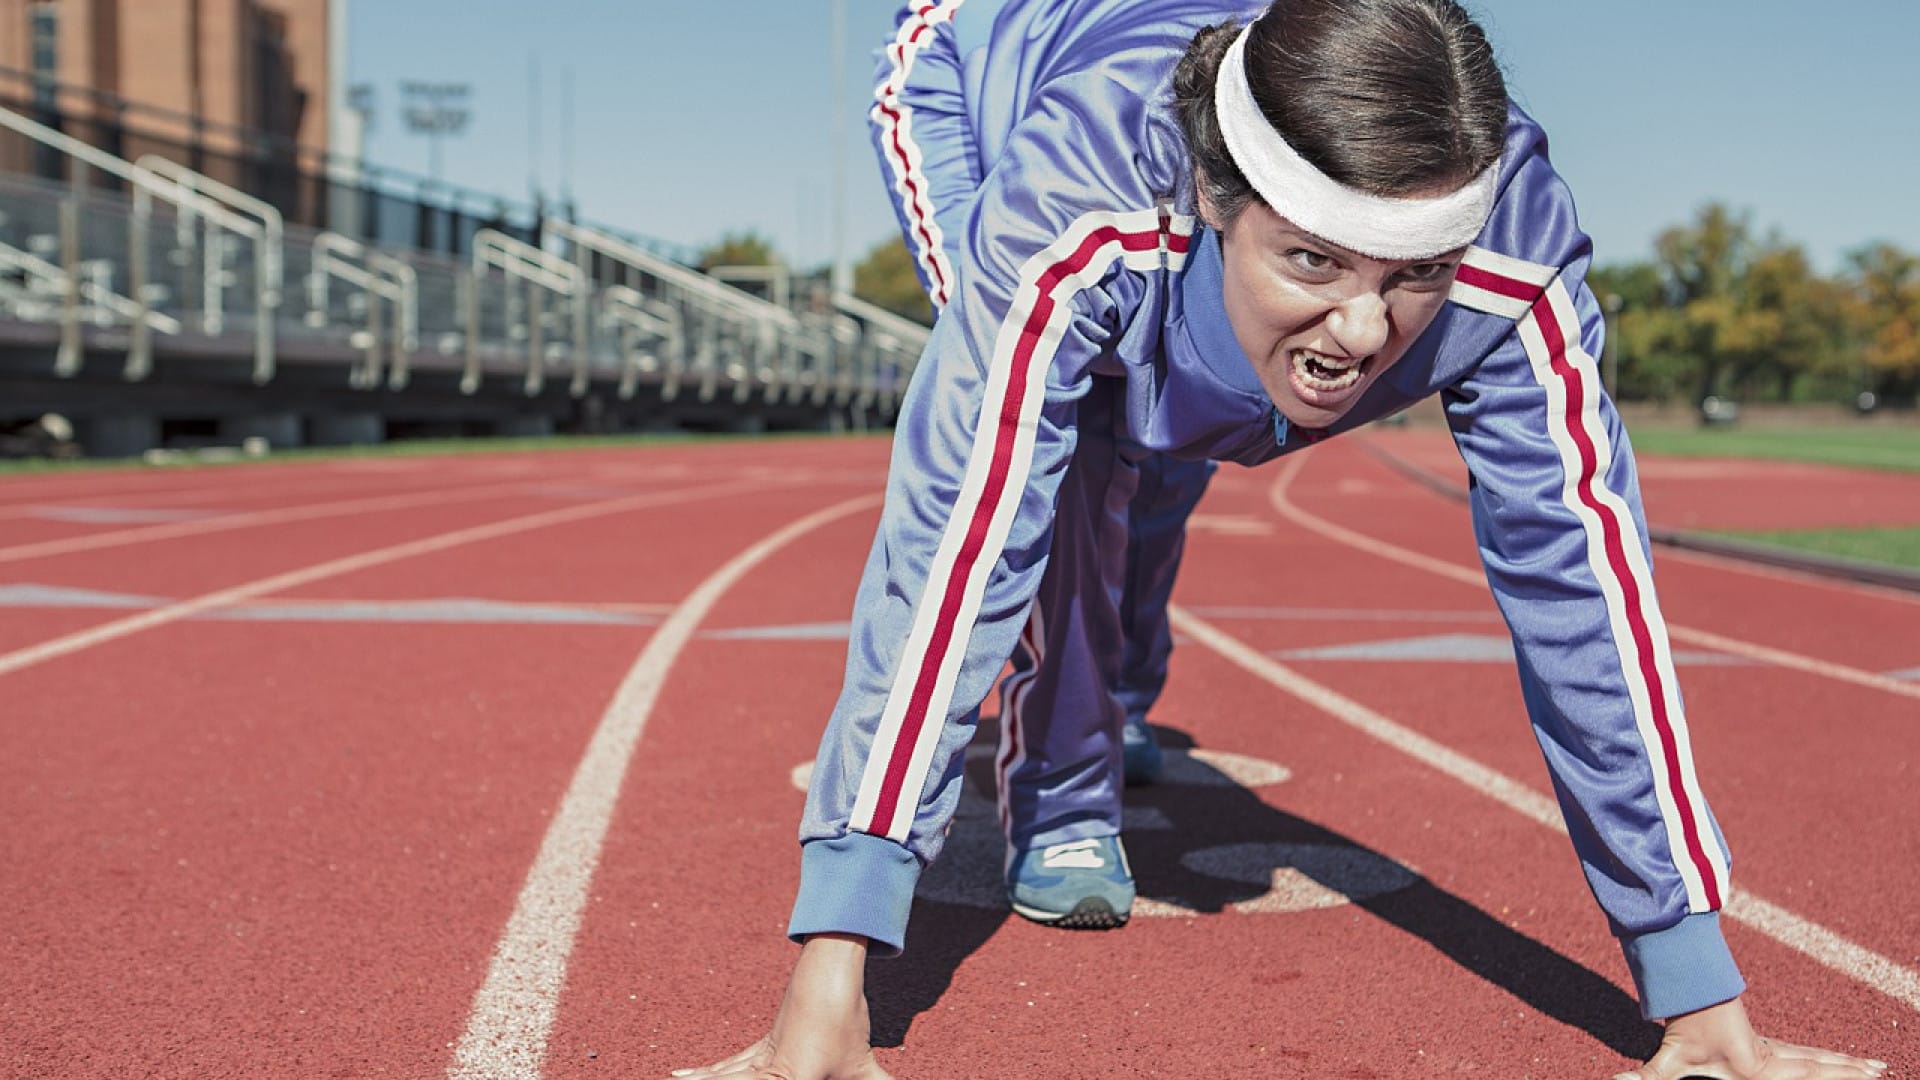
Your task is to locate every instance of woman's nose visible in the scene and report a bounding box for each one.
[1328,291,1390,357]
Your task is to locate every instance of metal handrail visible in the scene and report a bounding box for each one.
[544,218,797,328]
[309,232,417,389]
[833,292,933,346]
[0,105,279,382]
[834,293,930,412]
[603,285,685,400]
[135,154,283,382]
[469,228,586,395]
[0,237,184,337]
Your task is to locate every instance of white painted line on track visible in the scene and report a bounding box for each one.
[0,479,781,680]
[0,478,547,565]
[1169,606,1920,1014]
[1267,456,1920,703]
[446,493,882,1080]
[0,475,432,522]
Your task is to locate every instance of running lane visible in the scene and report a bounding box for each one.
[0,449,883,1078]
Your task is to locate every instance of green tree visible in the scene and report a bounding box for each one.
[852,236,935,326]
[1641,204,1850,408]
[1653,203,1756,406]
[697,231,781,272]
[1590,260,1696,403]
[1843,243,1920,405]
[1735,244,1849,402]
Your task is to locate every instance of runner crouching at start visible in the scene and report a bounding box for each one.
[672,1,1888,1077]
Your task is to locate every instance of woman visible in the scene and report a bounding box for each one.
[675,1,1888,1076]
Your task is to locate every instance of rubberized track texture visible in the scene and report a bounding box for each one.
[0,433,1913,1078]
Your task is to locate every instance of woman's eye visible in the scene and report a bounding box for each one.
[1398,262,1455,285]
[1286,248,1334,273]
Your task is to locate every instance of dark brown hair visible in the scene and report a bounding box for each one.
[1172,0,1508,229]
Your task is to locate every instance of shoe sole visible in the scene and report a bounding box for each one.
[1009,896,1131,930]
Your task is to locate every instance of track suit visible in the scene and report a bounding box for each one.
[869,0,1217,857]
[793,0,1745,1021]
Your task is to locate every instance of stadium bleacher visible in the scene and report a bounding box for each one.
[0,102,926,458]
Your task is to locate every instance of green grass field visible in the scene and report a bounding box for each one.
[1627,426,1920,473]
[1714,527,1920,573]
[1623,426,1920,572]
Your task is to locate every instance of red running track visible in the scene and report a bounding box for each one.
[0,433,1912,1078]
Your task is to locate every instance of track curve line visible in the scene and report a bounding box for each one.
[1168,604,1920,1014]
[1266,455,1920,703]
[0,478,547,565]
[446,493,883,1080]
[0,479,782,680]
[0,479,273,522]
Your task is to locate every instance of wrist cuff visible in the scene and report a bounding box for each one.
[1619,911,1746,1020]
[787,832,922,958]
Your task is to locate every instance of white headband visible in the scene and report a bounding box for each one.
[1212,23,1499,260]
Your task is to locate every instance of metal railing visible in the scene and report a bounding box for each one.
[308,231,417,389]
[2,100,930,435]
[1,104,274,381]
[133,153,283,382]
[468,228,585,396]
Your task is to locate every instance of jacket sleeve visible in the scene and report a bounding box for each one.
[791,73,1175,956]
[1442,130,1745,1020]
[869,1,982,309]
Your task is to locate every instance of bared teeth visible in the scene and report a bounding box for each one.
[1291,349,1366,392]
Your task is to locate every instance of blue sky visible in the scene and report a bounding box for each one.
[349,2,1920,275]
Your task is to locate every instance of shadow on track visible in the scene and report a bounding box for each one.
[866,723,1660,1060]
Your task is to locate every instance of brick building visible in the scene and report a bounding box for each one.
[1,0,333,161]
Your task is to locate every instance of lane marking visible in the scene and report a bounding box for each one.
[27,506,221,524]
[1271,632,1748,667]
[1181,605,1503,624]
[1168,603,1920,1013]
[1267,456,1920,703]
[0,480,781,680]
[447,493,881,1080]
[0,466,527,520]
[0,478,548,566]
[0,585,670,627]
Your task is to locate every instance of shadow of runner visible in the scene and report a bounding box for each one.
[863,722,1660,1060]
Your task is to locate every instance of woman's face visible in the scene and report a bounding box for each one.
[1215,199,1464,429]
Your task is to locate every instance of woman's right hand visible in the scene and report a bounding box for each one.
[669,934,893,1080]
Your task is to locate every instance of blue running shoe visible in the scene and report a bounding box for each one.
[1006,836,1135,929]
[1121,714,1164,786]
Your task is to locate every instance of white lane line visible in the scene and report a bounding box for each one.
[0,479,780,680]
[0,478,547,565]
[0,476,413,522]
[447,493,882,1080]
[1168,604,1920,1013]
[1267,456,1920,703]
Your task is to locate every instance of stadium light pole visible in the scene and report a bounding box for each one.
[831,0,849,296]
[401,80,472,187]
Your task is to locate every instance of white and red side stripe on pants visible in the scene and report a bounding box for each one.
[1449,247,1731,913]
[872,0,968,308]
[849,207,1194,843]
